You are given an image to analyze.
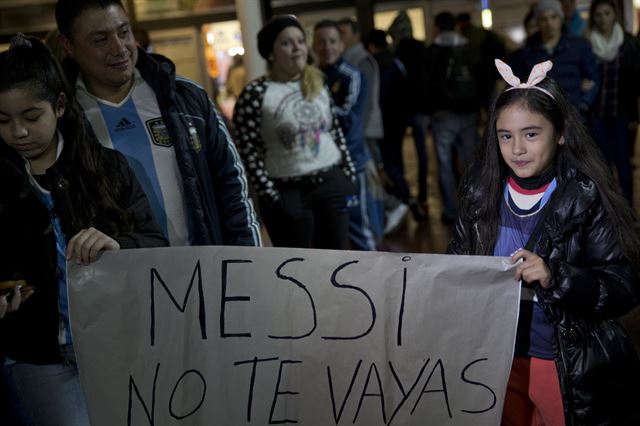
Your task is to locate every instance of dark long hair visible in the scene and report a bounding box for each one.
[0,35,131,234]
[463,76,640,264]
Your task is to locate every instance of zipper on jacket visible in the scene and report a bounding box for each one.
[473,221,484,254]
[181,116,201,153]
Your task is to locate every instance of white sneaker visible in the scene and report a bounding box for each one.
[384,203,409,235]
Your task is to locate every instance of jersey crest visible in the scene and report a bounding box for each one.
[146,118,172,147]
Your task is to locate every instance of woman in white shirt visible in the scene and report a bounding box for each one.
[233,15,356,249]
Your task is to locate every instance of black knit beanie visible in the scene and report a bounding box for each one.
[257,15,304,60]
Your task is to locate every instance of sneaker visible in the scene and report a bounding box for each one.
[384,203,409,235]
[409,199,428,221]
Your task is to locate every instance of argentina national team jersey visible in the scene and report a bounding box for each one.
[75,70,190,245]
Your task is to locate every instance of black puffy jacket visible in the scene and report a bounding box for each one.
[449,170,640,425]
[0,141,167,364]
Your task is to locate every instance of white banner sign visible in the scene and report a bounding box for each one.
[68,246,519,426]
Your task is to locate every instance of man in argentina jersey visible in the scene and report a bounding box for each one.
[57,0,261,247]
[76,70,189,245]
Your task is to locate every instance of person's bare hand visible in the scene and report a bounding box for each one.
[66,227,120,265]
[512,249,551,288]
[0,285,34,319]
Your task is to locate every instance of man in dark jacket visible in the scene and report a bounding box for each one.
[313,20,379,251]
[55,0,261,247]
[509,0,600,117]
[429,11,488,224]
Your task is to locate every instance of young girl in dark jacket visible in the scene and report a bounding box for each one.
[448,59,640,425]
[0,35,167,425]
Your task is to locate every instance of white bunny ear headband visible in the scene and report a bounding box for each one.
[494,59,554,99]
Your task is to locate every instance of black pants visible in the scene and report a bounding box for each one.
[261,166,355,249]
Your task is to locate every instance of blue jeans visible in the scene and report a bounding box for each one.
[1,355,28,426]
[592,115,633,202]
[363,140,386,242]
[4,345,90,426]
[431,110,478,219]
[348,169,380,250]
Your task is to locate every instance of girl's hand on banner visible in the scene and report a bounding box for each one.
[66,227,120,265]
[512,249,551,288]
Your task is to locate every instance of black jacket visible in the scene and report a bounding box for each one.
[64,49,262,246]
[0,141,167,364]
[373,49,410,133]
[600,32,640,119]
[509,30,600,113]
[449,169,640,425]
[394,37,431,114]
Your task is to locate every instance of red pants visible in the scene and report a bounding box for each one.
[501,357,565,426]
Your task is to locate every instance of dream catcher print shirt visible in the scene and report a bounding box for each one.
[260,80,341,178]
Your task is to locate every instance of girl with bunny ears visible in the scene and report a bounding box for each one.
[448,59,640,425]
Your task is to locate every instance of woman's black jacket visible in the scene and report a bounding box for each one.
[614,32,640,119]
[0,141,168,364]
[448,169,640,425]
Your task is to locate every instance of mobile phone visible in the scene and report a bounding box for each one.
[0,280,34,298]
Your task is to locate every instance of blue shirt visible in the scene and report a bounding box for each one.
[494,179,557,359]
[31,173,72,346]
